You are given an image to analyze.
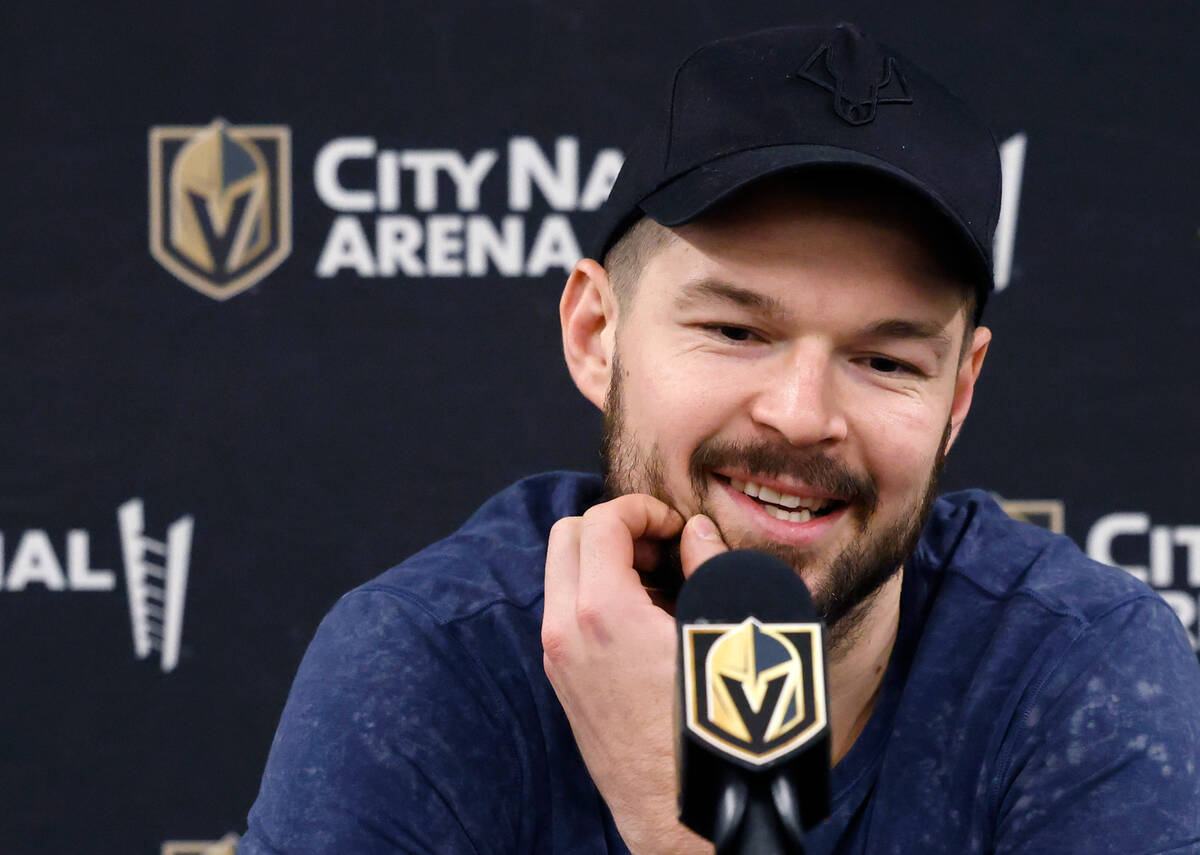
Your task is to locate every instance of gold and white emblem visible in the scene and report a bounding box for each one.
[682,617,826,766]
[149,119,291,300]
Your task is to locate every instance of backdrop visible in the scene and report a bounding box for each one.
[6,1,1197,852]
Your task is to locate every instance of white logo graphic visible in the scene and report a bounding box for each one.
[119,500,194,673]
[0,499,195,672]
[993,132,1027,292]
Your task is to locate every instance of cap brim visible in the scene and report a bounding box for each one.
[638,144,995,294]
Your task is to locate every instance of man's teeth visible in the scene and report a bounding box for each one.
[766,505,813,523]
[728,477,834,522]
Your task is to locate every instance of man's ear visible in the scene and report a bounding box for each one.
[945,325,991,451]
[560,258,618,410]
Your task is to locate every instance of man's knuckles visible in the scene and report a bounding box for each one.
[548,515,582,543]
[579,501,634,534]
[541,594,619,658]
[573,598,613,640]
[541,619,572,668]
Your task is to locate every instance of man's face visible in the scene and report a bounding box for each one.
[598,188,984,642]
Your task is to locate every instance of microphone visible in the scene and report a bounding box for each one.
[675,550,831,855]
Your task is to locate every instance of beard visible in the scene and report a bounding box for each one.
[601,351,947,655]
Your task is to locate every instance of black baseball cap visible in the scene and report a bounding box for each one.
[590,23,1002,321]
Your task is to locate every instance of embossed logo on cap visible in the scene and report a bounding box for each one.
[798,25,913,126]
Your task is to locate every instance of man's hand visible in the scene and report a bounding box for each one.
[542,495,728,855]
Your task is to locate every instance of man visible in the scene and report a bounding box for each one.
[242,23,1200,854]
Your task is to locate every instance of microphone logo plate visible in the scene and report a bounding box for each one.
[681,617,826,767]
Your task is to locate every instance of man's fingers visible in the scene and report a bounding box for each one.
[679,514,729,579]
[542,516,582,663]
[593,493,686,544]
[632,539,663,574]
[578,494,684,601]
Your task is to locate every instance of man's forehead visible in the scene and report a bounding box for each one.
[675,175,951,247]
[622,176,978,322]
[656,214,965,299]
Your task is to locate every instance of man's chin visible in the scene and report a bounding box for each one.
[722,537,826,596]
[715,521,901,625]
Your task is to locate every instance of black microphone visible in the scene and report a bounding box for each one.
[675,550,831,855]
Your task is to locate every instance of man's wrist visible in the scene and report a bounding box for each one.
[621,819,713,855]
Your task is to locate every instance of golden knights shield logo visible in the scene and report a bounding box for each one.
[682,617,827,766]
[149,119,291,300]
[998,498,1065,534]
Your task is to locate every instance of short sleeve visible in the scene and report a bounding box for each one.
[241,587,525,855]
[994,596,1200,854]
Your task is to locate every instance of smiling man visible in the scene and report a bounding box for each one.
[243,23,1200,855]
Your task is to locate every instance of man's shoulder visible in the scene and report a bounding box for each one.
[355,470,605,626]
[857,489,1200,853]
[242,472,605,855]
[918,488,1160,624]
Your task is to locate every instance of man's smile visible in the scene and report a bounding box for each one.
[720,472,847,518]
[712,473,854,549]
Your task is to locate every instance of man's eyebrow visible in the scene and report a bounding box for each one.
[860,318,955,354]
[674,278,787,317]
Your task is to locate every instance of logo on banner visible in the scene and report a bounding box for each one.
[149,119,291,300]
[997,498,1065,534]
[681,617,826,766]
[162,833,238,855]
[999,496,1200,653]
[1087,511,1200,652]
[119,499,194,673]
[312,136,623,279]
[993,133,1026,292]
[0,499,196,673]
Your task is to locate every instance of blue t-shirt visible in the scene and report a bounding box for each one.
[241,473,1200,854]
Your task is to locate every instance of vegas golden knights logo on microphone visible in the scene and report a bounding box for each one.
[682,618,827,766]
[149,119,291,300]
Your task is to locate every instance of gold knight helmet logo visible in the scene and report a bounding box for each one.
[682,617,827,766]
[149,119,291,300]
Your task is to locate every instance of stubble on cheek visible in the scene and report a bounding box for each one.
[600,353,689,592]
[600,350,678,503]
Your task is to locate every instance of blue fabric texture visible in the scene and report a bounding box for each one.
[241,472,1200,854]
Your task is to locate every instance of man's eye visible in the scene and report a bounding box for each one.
[713,325,753,342]
[868,356,910,374]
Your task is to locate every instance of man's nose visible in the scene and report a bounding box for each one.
[748,344,849,448]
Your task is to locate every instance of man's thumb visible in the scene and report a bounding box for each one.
[680,514,729,579]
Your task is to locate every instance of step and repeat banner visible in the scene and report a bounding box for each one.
[6,1,1197,852]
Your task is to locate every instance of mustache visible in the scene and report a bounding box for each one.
[689,438,878,513]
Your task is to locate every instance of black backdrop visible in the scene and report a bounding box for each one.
[6,1,1198,852]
